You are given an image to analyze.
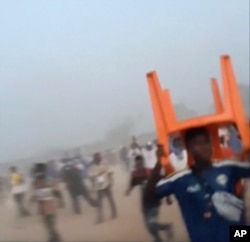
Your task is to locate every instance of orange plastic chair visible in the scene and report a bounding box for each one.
[147,55,249,172]
[211,78,223,114]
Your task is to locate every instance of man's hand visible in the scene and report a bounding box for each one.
[241,148,250,161]
[156,144,166,160]
[166,196,173,205]
[150,144,166,182]
[232,149,250,161]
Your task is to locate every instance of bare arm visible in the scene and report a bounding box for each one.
[143,160,162,206]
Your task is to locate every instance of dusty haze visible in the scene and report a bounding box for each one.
[0,0,249,162]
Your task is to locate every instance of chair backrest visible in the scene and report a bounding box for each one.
[211,77,223,114]
[147,72,174,174]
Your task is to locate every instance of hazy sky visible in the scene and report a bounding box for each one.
[0,0,249,162]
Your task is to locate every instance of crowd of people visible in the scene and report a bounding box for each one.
[3,151,118,242]
[0,125,249,242]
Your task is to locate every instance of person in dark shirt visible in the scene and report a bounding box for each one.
[119,146,130,172]
[62,159,97,214]
[125,155,173,242]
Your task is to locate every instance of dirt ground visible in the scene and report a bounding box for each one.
[0,165,189,242]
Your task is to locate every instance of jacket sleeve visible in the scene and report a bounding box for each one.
[155,178,175,200]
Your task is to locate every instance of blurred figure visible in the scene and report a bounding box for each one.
[77,158,87,178]
[0,175,8,203]
[73,149,86,171]
[220,127,249,212]
[153,139,157,146]
[169,135,188,172]
[218,128,243,199]
[47,160,60,181]
[119,145,130,172]
[0,175,5,203]
[142,141,157,170]
[32,163,62,242]
[227,126,242,155]
[128,136,142,170]
[47,160,65,208]
[125,155,173,242]
[72,152,86,179]
[219,135,235,159]
[62,158,97,215]
[9,166,30,217]
[88,152,117,224]
[169,135,188,171]
[130,136,141,150]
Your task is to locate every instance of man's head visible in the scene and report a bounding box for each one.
[93,152,102,164]
[134,155,145,169]
[10,166,17,173]
[33,163,47,179]
[34,162,47,171]
[172,136,183,149]
[131,136,138,147]
[219,135,225,146]
[146,141,153,150]
[184,127,212,166]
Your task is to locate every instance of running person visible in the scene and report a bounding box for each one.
[9,166,30,217]
[88,152,118,224]
[32,163,62,242]
[126,155,173,242]
[144,127,250,242]
[62,159,97,215]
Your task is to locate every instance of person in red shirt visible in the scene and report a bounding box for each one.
[125,155,173,242]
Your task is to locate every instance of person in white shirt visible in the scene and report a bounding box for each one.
[128,147,141,160]
[168,136,188,172]
[142,142,157,170]
[88,152,117,224]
